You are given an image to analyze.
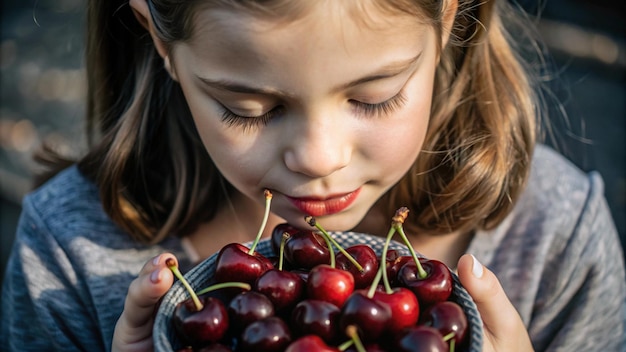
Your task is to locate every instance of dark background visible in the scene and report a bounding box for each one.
[1,0,625,285]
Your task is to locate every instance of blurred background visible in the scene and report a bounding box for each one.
[1,0,625,285]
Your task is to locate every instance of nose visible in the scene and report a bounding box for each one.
[283,111,352,178]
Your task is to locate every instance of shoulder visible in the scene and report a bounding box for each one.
[472,144,622,302]
[511,144,626,349]
[24,165,103,226]
[472,144,626,349]
[526,144,596,212]
[5,166,189,349]
[500,144,618,259]
[19,164,184,256]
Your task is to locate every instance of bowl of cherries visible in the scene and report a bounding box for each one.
[154,191,483,352]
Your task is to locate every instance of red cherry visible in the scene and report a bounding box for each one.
[421,301,468,346]
[372,287,419,333]
[196,344,233,352]
[384,252,413,287]
[240,316,292,352]
[343,343,386,352]
[306,264,355,308]
[291,299,341,343]
[173,296,229,346]
[285,335,340,352]
[227,291,274,330]
[395,326,448,352]
[255,268,304,312]
[284,230,331,270]
[336,245,379,289]
[214,243,274,286]
[338,291,392,342]
[271,223,300,253]
[397,258,453,305]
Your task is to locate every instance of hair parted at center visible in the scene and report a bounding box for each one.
[51,0,537,243]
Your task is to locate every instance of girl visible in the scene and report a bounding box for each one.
[2,0,624,351]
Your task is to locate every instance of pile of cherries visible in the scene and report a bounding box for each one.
[168,191,470,352]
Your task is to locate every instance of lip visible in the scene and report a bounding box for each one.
[286,188,361,217]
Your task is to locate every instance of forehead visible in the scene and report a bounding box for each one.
[187,0,432,40]
[183,1,432,59]
[172,1,437,98]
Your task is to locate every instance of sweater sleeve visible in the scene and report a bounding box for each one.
[1,198,107,351]
[528,172,626,351]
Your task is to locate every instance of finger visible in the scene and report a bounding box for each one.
[115,253,176,341]
[457,254,533,350]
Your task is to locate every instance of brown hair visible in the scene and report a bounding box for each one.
[39,0,538,243]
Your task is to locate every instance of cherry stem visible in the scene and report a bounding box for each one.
[196,281,252,296]
[392,207,427,279]
[278,232,289,271]
[305,216,364,272]
[346,325,366,352]
[442,332,456,352]
[337,339,354,351]
[380,225,397,294]
[366,264,383,298]
[248,190,273,255]
[166,258,203,311]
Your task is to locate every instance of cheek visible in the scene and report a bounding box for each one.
[364,88,432,175]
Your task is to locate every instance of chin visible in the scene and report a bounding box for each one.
[289,211,366,233]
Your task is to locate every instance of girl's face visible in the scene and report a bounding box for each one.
[171,3,440,231]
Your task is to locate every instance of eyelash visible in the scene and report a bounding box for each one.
[220,105,285,130]
[350,92,407,118]
[219,92,407,129]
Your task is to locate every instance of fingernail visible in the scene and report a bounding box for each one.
[150,269,162,283]
[471,254,484,278]
[153,256,160,266]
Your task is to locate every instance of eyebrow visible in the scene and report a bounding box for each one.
[196,52,422,97]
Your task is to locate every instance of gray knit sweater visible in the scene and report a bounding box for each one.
[2,145,625,351]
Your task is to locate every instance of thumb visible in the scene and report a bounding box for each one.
[113,253,176,352]
[457,254,533,351]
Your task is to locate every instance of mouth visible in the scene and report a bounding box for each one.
[286,188,361,217]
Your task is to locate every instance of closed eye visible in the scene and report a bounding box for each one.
[350,92,407,118]
[219,103,285,130]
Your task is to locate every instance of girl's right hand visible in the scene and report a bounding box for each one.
[112,253,177,352]
[457,254,535,352]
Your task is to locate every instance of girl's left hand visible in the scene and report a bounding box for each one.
[457,254,535,352]
[112,253,176,352]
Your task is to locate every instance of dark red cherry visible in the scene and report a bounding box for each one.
[394,326,448,352]
[344,343,387,352]
[397,258,453,305]
[196,344,233,352]
[291,299,341,343]
[214,243,274,286]
[421,301,468,345]
[285,335,340,352]
[271,223,301,254]
[255,268,304,312]
[339,291,392,342]
[385,253,413,287]
[227,291,274,330]
[173,296,229,346]
[284,230,331,270]
[239,316,292,352]
[336,245,379,289]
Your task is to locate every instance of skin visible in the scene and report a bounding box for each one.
[114,1,534,351]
